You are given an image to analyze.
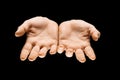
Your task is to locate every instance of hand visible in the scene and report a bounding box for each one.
[58,20,100,63]
[15,17,58,61]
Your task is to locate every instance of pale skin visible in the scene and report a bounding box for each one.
[58,20,100,63]
[15,17,58,61]
[15,16,100,63]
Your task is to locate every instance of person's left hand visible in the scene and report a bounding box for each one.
[58,20,100,63]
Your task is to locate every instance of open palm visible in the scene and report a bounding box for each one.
[15,17,58,61]
[58,20,100,63]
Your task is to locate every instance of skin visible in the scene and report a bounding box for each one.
[15,16,58,61]
[58,20,100,63]
[15,17,100,63]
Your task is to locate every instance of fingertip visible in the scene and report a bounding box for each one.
[20,56,26,61]
[92,31,101,41]
[20,51,29,61]
[93,34,98,40]
[50,51,56,55]
[15,32,21,37]
[28,57,35,62]
[57,50,63,54]
[65,52,73,58]
[65,49,74,58]
[91,56,96,61]
[80,59,86,63]
[50,45,57,55]
[15,31,24,37]
[94,37,98,41]
[15,26,26,37]
[57,45,64,54]
[39,54,46,58]
[39,47,48,58]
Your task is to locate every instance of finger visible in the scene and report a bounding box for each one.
[84,46,96,60]
[20,42,32,61]
[65,48,74,58]
[91,31,100,41]
[39,47,48,58]
[50,45,57,55]
[57,45,65,54]
[90,25,101,41]
[28,45,40,61]
[75,49,86,63]
[15,21,29,37]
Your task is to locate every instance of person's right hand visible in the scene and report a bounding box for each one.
[15,17,58,61]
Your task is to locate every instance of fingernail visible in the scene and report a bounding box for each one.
[66,52,73,57]
[91,56,96,60]
[21,58,26,61]
[95,38,98,41]
[50,51,56,55]
[28,57,35,61]
[39,55,45,58]
[80,59,86,63]
[39,53,45,58]
[58,48,64,54]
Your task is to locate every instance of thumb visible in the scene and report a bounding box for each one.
[15,21,29,37]
[90,25,101,41]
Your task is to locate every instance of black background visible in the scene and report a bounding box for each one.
[1,1,119,79]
